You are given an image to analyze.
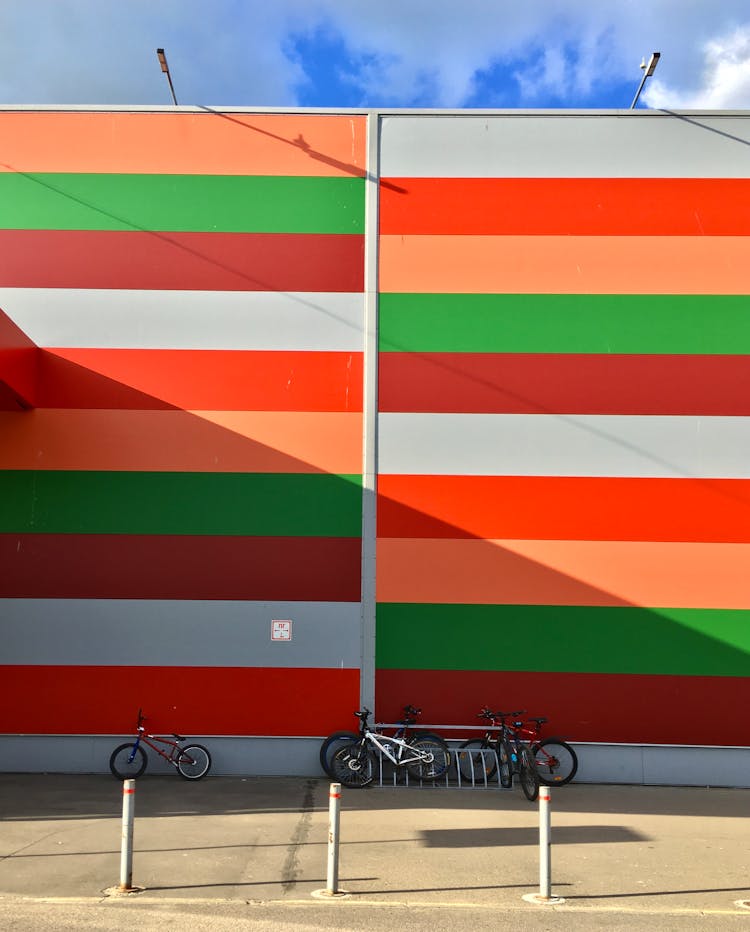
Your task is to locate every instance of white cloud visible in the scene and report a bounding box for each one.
[644,25,750,108]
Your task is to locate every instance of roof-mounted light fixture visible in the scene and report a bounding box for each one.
[630,52,660,109]
[156,48,178,106]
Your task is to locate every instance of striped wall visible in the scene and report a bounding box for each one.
[376,114,750,748]
[0,111,366,738]
[2,109,749,770]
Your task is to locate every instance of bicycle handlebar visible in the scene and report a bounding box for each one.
[478,707,526,721]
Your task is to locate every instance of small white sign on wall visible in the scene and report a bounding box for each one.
[271,619,292,641]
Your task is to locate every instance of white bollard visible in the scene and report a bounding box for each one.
[522,784,565,906]
[326,782,341,894]
[119,779,136,892]
[539,785,551,898]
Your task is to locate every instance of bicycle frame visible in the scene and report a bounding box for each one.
[476,710,527,772]
[129,729,188,769]
[126,708,194,770]
[364,730,432,767]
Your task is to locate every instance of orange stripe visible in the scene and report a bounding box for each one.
[0,409,362,473]
[377,475,750,543]
[379,235,750,294]
[376,538,750,608]
[0,112,367,176]
[380,177,750,235]
[39,349,363,412]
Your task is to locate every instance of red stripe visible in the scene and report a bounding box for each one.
[0,665,360,736]
[0,309,38,407]
[377,475,750,543]
[379,353,750,415]
[37,349,363,412]
[0,534,361,601]
[375,668,749,746]
[0,230,364,292]
[380,177,750,236]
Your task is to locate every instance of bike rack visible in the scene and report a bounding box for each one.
[373,745,511,790]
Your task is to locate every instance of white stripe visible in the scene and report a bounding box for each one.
[0,600,361,668]
[378,413,750,478]
[380,114,750,178]
[0,289,364,350]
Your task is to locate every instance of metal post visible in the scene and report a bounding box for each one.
[326,782,341,894]
[119,779,135,891]
[539,785,551,898]
[522,785,564,905]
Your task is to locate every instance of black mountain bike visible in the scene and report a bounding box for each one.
[458,709,540,801]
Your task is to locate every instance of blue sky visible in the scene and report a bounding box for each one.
[1,1,749,110]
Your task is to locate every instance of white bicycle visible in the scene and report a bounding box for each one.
[330,708,450,787]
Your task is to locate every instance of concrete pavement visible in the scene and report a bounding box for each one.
[0,774,748,928]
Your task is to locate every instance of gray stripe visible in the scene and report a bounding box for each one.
[0,289,364,351]
[0,600,361,668]
[378,413,750,478]
[380,114,750,178]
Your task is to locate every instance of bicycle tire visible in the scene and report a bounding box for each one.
[457,739,496,784]
[109,743,147,780]
[519,746,540,802]
[319,730,359,777]
[405,736,450,782]
[176,744,212,780]
[532,738,578,786]
[330,741,375,788]
[497,739,513,788]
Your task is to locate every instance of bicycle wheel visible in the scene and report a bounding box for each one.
[176,744,212,780]
[497,740,513,788]
[457,739,496,784]
[519,746,540,802]
[109,743,147,780]
[406,736,450,781]
[319,730,359,778]
[533,738,578,786]
[330,741,375,788]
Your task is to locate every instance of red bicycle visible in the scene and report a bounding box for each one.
[109,709,212,780]
[459,708,577,787]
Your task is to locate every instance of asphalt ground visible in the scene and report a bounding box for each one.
[1,774,749,929]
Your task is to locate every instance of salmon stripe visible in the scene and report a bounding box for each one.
[0,112,367,176]
[0,409,363,473]
[379,235,750,294]
[376,538,750,609]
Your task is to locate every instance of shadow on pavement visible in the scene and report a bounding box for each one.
[420,825,648,847]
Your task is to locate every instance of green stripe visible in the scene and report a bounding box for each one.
[0,174,364,234]
[1,471,362,536]
[376,603,750,677]
[379,293,750,354]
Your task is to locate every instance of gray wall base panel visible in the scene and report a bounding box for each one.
[575,744,750,788]
[0,736,322,778]
[3,737,749,786]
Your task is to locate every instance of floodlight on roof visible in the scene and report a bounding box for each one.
[630,52,660,109]
[156,48,178,106]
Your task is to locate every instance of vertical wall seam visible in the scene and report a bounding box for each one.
[359,111,380,712]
